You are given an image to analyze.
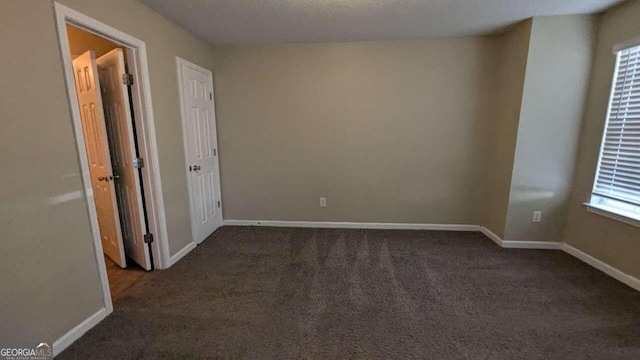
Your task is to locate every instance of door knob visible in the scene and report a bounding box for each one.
[193,165,201,171]
[110,174,120,180]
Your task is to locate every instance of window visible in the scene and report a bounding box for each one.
[589,43,640,224]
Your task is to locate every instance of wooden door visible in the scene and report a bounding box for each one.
[73,50,126,267]
[97,49,151,270]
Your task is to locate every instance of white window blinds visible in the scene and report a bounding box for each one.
[593,44,640,207]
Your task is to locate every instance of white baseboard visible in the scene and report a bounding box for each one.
[479,226,503,247]
[53,307,106,356]
[479,226,639,292]
[51,222,640,357]
[168,241,197,267]
[480,226,562,249]
[52,241,197,355]
[223,220,480,232]
[502,241,563,250]
[562,243,640,292]
[225,221,639,291]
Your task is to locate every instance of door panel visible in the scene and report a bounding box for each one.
[179,61,223,244]
[97,49,152,271]
[73,51,126,268]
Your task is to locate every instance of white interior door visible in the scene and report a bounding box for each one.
[178,59,223,244]
[97,49,152,271]
[73,51,126,268]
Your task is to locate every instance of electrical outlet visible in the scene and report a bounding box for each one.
[533,211,542,223]
[320,198,327,207]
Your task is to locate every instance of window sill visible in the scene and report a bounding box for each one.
[584,202,640,229]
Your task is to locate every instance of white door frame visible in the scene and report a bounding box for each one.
[54,2,171,315]
[176,57,224,244]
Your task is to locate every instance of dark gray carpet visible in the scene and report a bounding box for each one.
[60,226,640,359]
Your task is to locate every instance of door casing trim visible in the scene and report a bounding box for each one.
[54,2,172,315]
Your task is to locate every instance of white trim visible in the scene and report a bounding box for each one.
[54,3,171,283]
[481,226,562,249]
[53,308,107,356]
[501,241,562,250]
[46,234,638,356]
[479,226,503,247]
[562,243,640,292]
[585,202,640,229]
[480,226,639,292]
[54,3,113,314]
[590,50,620,200]
[168,242,197,267]
[226,222,640,292]
[224,220,480,231]
[613,36,640,53]
[176,58,197,245]
[128,41,171,270]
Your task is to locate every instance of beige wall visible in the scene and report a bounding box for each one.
[481,21,531,238]
[0,0,214,343]
[0,1,103,342]
[212,38,497,224]
[2,0,638,348]
[504,16,596,242]
[564,0,640,278]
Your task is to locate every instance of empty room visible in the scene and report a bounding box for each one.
[1,0,640,359]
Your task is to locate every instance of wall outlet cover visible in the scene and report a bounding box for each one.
[533,211,542,223]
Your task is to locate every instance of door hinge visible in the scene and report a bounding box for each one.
[133,157,144,168]
[144,233,154,243]
[122,73,134,86]
[209,92,213,100]
[213,148,217,156]
[217,201,221,208]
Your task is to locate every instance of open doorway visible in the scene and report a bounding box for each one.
[67,25,151,300]
[55,2,172,316]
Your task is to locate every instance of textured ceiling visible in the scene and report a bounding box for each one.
[140,0,625,45]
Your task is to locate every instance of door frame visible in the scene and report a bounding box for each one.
[54,2,171,314]
[176,57,224,244]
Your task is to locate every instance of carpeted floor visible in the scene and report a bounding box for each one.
[60,226,640,359]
